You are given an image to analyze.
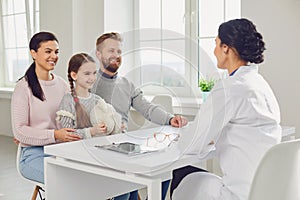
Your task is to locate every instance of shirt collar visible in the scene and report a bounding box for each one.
[99,69,118,79]
[229,68,238,76]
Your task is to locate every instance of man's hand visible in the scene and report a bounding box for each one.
[170,115,188,128]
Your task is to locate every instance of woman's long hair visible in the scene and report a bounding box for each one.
[20,32,59,101]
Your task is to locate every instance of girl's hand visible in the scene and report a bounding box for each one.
[54,128,81,142]
[90,122,108,136]
[121,122,127,133]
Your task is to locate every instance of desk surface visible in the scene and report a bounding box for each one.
[45,126,198,176]
[45,125,295,175]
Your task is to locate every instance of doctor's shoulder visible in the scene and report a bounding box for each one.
[210,77,249,98]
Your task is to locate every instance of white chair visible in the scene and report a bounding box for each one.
[127,110,148,131]
[151,94,174,114]
[16,144,45,200]
[248,139,300,200]
[128,94,174,131]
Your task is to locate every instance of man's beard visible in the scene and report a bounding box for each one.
[103,57,122,73]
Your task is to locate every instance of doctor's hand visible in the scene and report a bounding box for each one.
[54,128,82,142]
[90,122,108,136]
[170,115,188,128]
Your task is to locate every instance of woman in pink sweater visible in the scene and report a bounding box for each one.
[11,32,81,184]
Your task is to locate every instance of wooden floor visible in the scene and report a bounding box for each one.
[0,135,35,200]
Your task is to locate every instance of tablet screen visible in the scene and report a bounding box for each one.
[97,142,144,155]
[95,142,162,156]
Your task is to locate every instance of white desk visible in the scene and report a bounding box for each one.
[44,126,199,200]
[44,125,295,200]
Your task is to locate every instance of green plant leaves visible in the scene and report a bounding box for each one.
[199,78,215,92]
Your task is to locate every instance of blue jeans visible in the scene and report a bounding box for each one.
[20,146,49,184]
[162,180,170,200]
[114,192,130,200]
[113,190,139,200]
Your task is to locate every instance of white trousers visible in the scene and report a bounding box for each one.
[172,172,239,200]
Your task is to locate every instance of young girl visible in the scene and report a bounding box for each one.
[56,53,122,139]
[57,53,129,200]
[11,32,81,184]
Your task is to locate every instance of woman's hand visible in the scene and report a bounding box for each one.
[54,128,81,142]
[90,122,108,136]
[13,137,20,145]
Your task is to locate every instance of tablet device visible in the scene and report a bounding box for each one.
[95,142,157,156]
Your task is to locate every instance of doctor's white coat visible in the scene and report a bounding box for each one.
[175,65,281,200]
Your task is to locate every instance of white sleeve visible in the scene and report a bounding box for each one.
[179,81,233,158]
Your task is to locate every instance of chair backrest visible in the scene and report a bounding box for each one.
[127,110,147,131]
[16,144,22,175]
[127,94,173,131]
[248,139,300,200]
[151,94,174,114]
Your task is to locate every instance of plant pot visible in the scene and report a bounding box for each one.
[201,91,210,102]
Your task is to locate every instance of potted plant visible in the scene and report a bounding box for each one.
[199,78,216,102]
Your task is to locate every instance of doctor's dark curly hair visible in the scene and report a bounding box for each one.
[218,18,266,64]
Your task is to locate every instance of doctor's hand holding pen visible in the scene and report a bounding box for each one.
[170,115,188,128]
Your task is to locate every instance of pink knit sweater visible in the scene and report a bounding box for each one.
[11,74,69,146]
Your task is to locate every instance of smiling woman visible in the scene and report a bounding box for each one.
[11,31,81,185]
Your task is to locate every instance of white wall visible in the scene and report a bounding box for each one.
[104,0,134,32]
[242,0,300,137]
[40,0,104,80]
[103,0,135,77]
[0,98,12,136]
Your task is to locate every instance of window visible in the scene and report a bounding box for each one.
[133,0,241,97]
[132,0,189,96]
[0,0,39,87]
[198,0,241,80]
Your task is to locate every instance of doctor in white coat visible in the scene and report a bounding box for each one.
[172,18,281,200]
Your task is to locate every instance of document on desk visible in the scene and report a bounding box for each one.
[81,126,185,174]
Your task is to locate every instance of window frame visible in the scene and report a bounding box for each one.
[0,0,39,87]
[132,0,241,97]
[131,0,195,97]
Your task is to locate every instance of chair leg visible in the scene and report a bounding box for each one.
[37,186,45,200]
[31,186,39,200]
[31,185,44,200]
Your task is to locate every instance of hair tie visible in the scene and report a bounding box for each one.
[74,97,79,103]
